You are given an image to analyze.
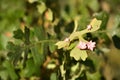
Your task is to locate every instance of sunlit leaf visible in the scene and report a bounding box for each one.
[70,47,88,61]
[47,63,56,69]
[80,18,102,34]
[89,18,102,32]
[45,9,53,21]
[50,73,57,80]
[69,18,101,41]
[37,2,46,14]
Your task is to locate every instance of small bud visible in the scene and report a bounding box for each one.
[64,38,70,42]
[87,25,92,30]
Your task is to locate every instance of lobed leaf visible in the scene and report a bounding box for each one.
[89,18,102,32]
[69,18,101,41]
[13,29,24,40]
[70,47,88,61]
[37,2,46,14]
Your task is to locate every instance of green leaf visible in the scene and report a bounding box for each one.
[37,2,46,14]
[13,29,24,40]
[31,44,45,66]
[55,41,69,49]
[0,33,10,50]
[21,58,40,77]
[34,26,46,40]
[50,73,58,80]
[6,42,16,51]
[70,47,88,61]
[3,60,18,80]
[0,70,9,80]
[13,47,23,65]
[49,42,57,53]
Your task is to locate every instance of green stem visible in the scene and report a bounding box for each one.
[25,40,57,48]
[94,29,112,33]
[73,19,78,32]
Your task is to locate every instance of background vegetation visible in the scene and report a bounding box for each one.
[0,0,120,80]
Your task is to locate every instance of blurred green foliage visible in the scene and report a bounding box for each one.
[0,0,120,80]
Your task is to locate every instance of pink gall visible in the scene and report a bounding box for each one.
[77,41,87,50]
[87,41,96,51]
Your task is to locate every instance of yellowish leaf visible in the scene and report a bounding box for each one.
[70,47,88,61]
